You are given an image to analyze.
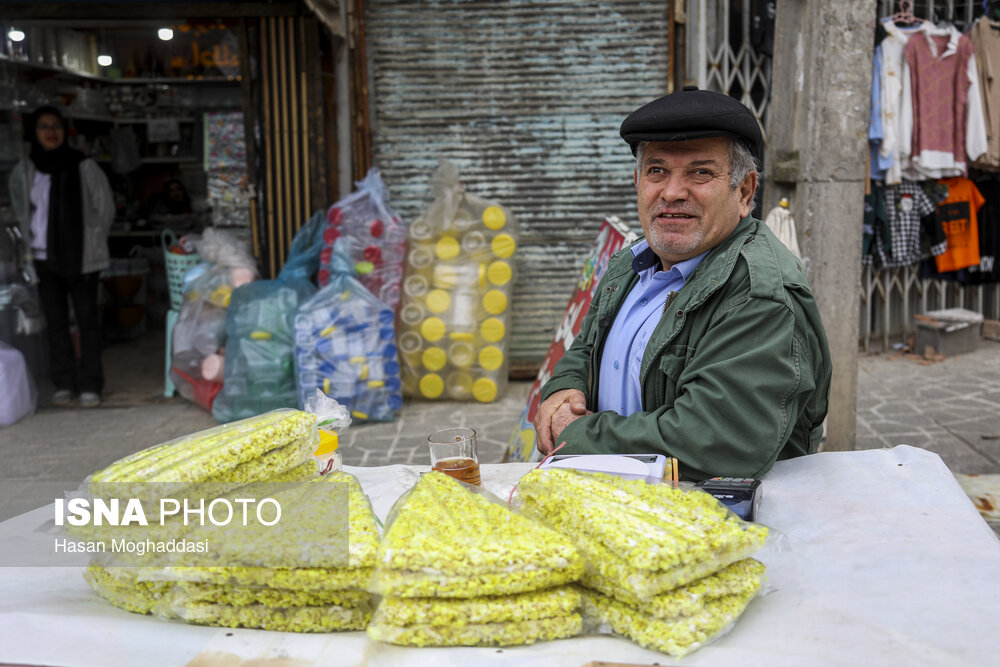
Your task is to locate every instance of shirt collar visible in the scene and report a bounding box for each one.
[630,239,708,279]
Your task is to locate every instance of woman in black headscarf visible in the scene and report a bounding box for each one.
[149,177,195,229]
[7,106,115,408]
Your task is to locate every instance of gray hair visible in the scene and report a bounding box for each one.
[634,138,761,208]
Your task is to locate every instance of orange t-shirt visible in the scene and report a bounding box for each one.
[934,177,986,273]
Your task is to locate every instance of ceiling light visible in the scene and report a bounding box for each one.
[97,55,112,67]
[8,29,25,42]
[158,28,174,41]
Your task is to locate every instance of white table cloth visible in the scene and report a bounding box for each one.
[1,445,998,666]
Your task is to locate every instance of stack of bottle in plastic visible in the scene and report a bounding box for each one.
[293,262,403,422]
[318,168,408,313]
[211,279,316,423]
[397,164,518,403]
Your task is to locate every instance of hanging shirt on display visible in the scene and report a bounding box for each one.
[863,183,890,265]
[901,25,988,180]
[970,17,1000,170]
[869,45,893,180]
[879,181,937,268]
[878,19,923,185]
[964,179,1000,284]
[934,177,986,273]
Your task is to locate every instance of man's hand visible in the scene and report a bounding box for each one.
[534,388,589,456]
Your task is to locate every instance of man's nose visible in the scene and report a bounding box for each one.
[658,173,689,202]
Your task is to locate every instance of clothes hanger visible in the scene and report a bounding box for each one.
[890,0,924,27]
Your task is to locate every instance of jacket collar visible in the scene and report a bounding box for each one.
[609,215,758,305]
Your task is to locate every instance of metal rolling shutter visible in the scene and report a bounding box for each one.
[366,0,670,372]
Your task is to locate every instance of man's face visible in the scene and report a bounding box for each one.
[634,137,756,270]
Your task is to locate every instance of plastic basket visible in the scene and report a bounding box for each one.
[162,229,201,310]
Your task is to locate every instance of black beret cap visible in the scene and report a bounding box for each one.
[620,86,763,162]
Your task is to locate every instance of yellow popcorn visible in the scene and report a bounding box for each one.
[592,558,765,613]
[517,468,767,598]
[172,601,371,632]
[375,586,580,626]
[368,614,581,647]
[167,566,374,592]
[84,566,171,615]
[174,581,372,608]
[581,582,761,657]
[89,409,318,492]
[373,471,583,598]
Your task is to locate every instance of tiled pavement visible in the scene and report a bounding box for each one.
[2,330,998,530]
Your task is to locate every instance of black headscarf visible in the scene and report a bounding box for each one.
[28,106,86,277]
[160,178,193,215]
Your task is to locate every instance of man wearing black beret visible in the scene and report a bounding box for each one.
[534,88,832,481]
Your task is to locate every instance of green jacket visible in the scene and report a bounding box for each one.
[540,215,832,481]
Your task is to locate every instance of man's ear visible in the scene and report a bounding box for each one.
[738,171,758,218]
[633,168,639,189]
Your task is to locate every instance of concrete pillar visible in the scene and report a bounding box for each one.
[763,1,873,451]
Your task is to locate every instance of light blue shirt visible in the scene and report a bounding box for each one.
[597,240,707,416]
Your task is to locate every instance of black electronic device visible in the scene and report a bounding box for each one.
[695,477,762,521]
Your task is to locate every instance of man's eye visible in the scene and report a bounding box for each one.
[690,169,715,180]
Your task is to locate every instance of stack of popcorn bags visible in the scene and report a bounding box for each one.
[367,471,584,646]
[515,468,769,657]
[318,168,408,313]
[397,160,518,403]
[78,408,381,632]
[294,239,403,422]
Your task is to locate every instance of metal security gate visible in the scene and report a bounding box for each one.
[685,0,772,124]
[364,0,671,373]
[862,0,998,350]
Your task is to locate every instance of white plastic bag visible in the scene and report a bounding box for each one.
[0,341,36,425]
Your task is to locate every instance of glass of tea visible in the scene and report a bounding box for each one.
[428,427,481,486]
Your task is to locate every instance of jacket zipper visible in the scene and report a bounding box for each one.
[661,290,679,318]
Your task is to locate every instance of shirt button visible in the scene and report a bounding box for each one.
[639,298,648,306]
[614,360,620,370]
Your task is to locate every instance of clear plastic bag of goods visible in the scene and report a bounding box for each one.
[371,470,583,599]
[294,241,402,423]
[319,168,408,312]
[397,159,518,403]
[193,227,258,274]
[212,278,317,423]
[162,599,373,632]
[580,559,767,657]
[169,228,257,411]
[368,471,583,647]
[0,341,36,425]
[83,471,381,628]
[169,268,233,411]
[85,408,320,495]
[367,585,582,647]
[514,468,769,600]
[146,471,380,586]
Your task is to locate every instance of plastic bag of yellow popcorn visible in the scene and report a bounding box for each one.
[367,585,582,647]
[515,468,768,599]
[372,471,583,599]
[579,560,766,657]
[167,600,372,632]
[138,471,380,586]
